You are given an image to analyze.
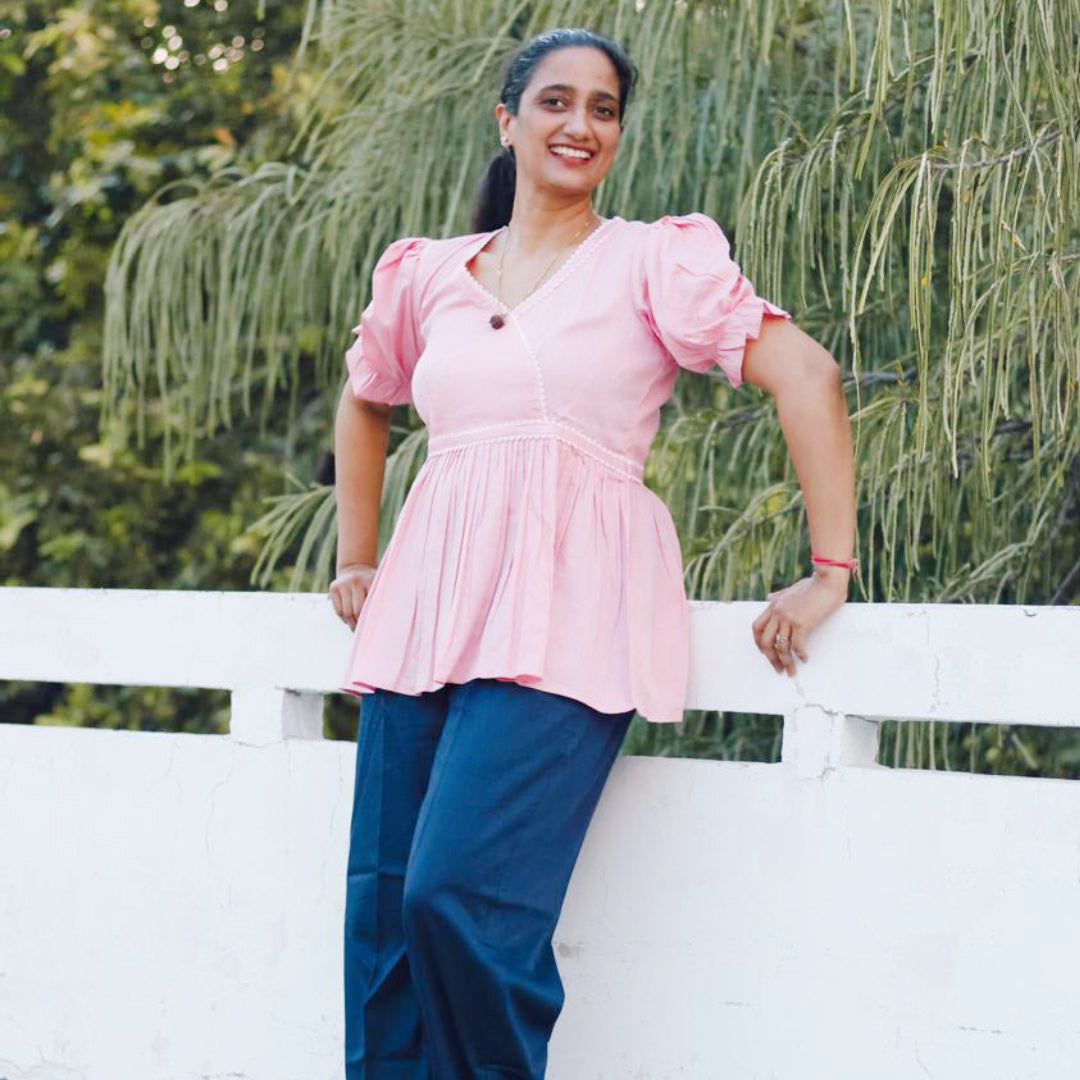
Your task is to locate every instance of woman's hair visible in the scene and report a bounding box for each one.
[470,28,637,233]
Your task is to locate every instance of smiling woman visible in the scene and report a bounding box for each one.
[331,24,857,1080]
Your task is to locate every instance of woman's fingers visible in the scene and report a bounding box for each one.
[773,623,796,675]
[341,585,358,631]
[750,604,774,645]
[752,575,845,676]
[346,579,370,630]
[752,608,783,673]
[752,602,803,675]
[328,581,352,629]
[329,577,371,631]
[328,582,345,622]
[790,624,809,663]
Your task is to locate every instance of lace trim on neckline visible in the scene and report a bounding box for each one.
[460,216,620,320]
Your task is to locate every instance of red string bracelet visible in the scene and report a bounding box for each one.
[811,554,860,578]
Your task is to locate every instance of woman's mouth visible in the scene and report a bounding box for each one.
[549,145,595,166]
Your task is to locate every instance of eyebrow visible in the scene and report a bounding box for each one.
[535,82,619,104]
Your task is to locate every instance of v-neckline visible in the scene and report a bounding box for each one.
[460,215,620,321]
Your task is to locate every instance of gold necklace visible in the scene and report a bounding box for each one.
[489,214,600,329]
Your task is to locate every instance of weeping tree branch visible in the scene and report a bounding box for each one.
[101,0,1080,615]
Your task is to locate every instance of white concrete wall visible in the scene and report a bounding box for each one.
[1,588,1079,1079]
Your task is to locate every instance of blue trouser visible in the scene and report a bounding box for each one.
[343,676,634,1079]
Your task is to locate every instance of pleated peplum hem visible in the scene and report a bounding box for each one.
[341,420,691,722]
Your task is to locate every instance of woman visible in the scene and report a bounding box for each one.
[330,26,856,1079]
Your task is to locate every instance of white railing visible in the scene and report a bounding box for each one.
[1,587,1079,1080]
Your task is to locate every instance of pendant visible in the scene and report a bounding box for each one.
[490,312,506,329]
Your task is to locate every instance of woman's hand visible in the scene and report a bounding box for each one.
[751,572,848,676]
[329,562,378,632]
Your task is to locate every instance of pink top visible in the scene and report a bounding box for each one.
[339,212,791,723]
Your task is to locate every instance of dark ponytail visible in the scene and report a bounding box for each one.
[470,27,637,234]
[472,146,520,234]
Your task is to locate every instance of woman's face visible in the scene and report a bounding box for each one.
[496,46,622,200]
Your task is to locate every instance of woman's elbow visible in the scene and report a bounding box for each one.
[811,349,842,386]
[743,318,838,397]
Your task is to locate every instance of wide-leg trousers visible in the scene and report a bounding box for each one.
[343,676,634,1079]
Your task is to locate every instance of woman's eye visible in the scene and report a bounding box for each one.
[544,97,622,118]
[540,97,616,118]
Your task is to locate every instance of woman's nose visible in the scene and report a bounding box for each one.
[562,108,591,138]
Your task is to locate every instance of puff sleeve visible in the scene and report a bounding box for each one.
[344,235,427,406]
[633,212,791,389]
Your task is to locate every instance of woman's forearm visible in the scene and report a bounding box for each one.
[773,365,857,589]
[333,383,392,572]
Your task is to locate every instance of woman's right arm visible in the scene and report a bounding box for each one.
[330,382,392,631]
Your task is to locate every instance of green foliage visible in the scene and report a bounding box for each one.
[98,0,1080,607]
[26,682,230,735]
[0,0,308,730]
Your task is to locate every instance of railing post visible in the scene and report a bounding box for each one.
[781,704,880,779]
[229,687,324,745]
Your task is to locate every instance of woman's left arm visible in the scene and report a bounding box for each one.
[740,317,857,676]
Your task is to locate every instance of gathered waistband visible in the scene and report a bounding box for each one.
[426,419,644,482]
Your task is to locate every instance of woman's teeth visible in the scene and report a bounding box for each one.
[550,146,592,160]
